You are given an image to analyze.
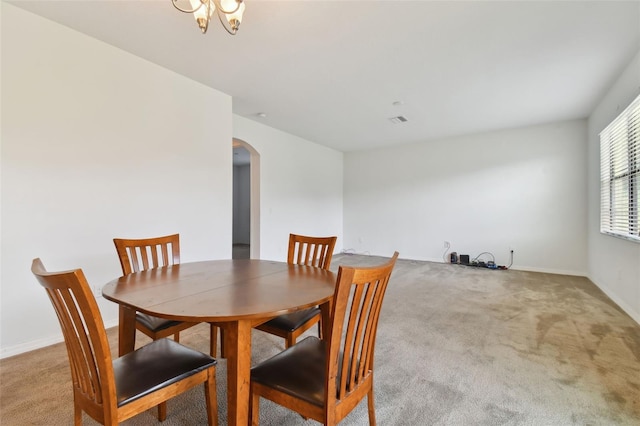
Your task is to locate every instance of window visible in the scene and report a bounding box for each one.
[600,93,640,242]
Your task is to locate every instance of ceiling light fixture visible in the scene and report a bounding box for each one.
[172,0,245,35]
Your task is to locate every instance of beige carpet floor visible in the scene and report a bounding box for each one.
[1,254,639,425]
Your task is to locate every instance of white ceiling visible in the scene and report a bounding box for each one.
[8,0,640,152]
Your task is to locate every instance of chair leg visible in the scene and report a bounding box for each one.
[210,324,218,357]
[285,334,295,349]
[204,369,218,426]
[158,402,167,422]
[317,318,323,339]
[74,404,82,426]
[219,329,225,358]
[367,388,376,426]
[173,332,180,342]
[250,387,260,426]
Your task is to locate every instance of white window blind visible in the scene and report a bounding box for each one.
[600,93,640,242]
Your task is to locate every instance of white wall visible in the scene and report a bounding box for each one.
[232,115,344,261]
[344,120,588,275]
[1,4,346,358]
[587,50,640,324]
[1,4,233,357]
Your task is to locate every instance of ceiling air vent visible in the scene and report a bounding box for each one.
[388,115,408,124]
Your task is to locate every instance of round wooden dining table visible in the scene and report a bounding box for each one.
[102,259,336,426]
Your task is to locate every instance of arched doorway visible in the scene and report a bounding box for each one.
[232,138,260,259]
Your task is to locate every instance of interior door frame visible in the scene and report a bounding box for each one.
[233,138,260,259]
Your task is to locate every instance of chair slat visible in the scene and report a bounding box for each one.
[140,246,151,271]
[128,248,141,273]
[350,282,376,391]
[160,243,170,267]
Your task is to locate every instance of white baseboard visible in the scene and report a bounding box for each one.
[589,278,640,326]
[0,319,119,360]
[423,257,587,276]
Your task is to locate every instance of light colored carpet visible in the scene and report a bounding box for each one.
[1,254,639,425]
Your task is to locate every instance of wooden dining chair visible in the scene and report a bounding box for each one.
[250,252,399,426]
[31,258,218,426]
[113,234,222,358]
[255,233,338,348]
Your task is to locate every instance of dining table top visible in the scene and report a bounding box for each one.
[101,258,336,324]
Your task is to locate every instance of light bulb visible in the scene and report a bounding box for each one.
[190,0,215,33]
[220,0,245,30]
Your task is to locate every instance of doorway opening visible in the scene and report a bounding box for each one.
[232,139,260,259]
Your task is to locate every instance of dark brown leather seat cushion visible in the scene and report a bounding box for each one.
[250,336,325,406]
[136,312,184,332]
[113,338,217,407]
[261,307,320,332]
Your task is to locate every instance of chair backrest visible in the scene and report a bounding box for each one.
[325,252,399,417]
[113,234,180,275]
[31,258,118,422]
[287,234,337,270]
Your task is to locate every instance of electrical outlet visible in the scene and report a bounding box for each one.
[444,241,450,248]
[94,285,103,298]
